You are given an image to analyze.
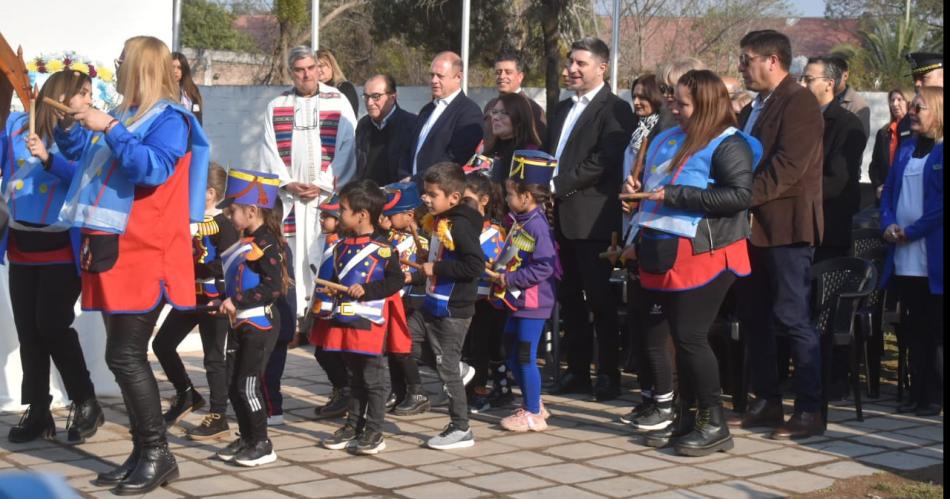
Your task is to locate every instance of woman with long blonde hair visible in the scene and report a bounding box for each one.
[880,86,943,417]
[56,35,209,495]
[315,48,359,114]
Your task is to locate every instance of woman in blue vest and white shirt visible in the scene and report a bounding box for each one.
[880,86,943,417]
[622,69,761,456]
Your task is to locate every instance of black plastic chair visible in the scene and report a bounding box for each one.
[851,228,888,399]
[811,256,878,422]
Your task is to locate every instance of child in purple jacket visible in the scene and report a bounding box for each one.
[490,150,560,432]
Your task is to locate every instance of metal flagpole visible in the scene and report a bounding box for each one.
[610,0,621,94]
[172,0,183,52]
[461,0,471,94]
[312,0,320,51]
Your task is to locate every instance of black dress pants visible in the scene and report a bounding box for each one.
[556,236,621,381]
[9,263,94,407]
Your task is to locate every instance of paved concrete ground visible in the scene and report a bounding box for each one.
[0,346,942,498]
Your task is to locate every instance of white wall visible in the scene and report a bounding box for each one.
[202,85,888,182]
[1,0,172,64]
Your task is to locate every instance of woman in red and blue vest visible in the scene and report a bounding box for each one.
[54,36,209,495]
[627,70,761,456]
[1,70,102,445]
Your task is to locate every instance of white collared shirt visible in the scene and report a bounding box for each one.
[413,88,462,174]
[372,105,398,131]
[554,82,605,167]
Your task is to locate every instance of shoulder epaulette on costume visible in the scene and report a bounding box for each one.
[246,242,266,261]
[196,218,220,237]
[435,218,455,251]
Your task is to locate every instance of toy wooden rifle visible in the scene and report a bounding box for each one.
[0,33,32,131]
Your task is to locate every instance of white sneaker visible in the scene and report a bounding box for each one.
[460,362,475,386]
[427,423,475,450]
[266,414,285,426]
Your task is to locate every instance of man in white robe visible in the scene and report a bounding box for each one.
[259,46,357,321]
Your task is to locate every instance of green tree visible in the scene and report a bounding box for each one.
[182,0,257,52]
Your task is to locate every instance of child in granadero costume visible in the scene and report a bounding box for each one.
[214,168,290,467]
[306,193,353,420]
[490,150,561,432]
[379,182,431,413]
[313,179,410,454]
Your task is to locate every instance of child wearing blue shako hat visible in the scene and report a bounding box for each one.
[214,168,291,466]
[489,150,561,432]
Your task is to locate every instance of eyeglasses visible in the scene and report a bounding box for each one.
[363,92,393,102]
[910,103,929,114]
[489,109,509,117]
[659,84,674,97]
[738,53,768,66]
[798,75,830,84]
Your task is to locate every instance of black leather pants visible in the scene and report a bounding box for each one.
[104,306,166,447]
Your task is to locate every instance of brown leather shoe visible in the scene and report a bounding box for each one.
[730,398,784,428]
[770,411,825,440]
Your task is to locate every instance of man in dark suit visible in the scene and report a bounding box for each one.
[355,74,417,185]
[398,51,483,183]
[545,37,636,401]
[732,30,826,440]
[482,51,546,140]
[827,56,870,138]
[800,57,868,262]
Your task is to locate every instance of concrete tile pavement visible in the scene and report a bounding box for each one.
[0,346,942,498]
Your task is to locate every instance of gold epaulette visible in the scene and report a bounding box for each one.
[196,218,220,237]
[511,229,536,253]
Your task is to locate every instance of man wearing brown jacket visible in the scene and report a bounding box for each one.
[733,30,826,440]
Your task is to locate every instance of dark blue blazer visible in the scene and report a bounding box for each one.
[399,91,484,182]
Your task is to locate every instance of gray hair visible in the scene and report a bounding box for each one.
[287,46,315,71]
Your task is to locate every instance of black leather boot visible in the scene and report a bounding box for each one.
[643,400,694,448]
[314,387,350,419]
[95,441,141,486]
[392,385,430,416]
[96,393,140,486]
[8,401,55,443]
[674,405,734,456]
[66,397,104,444]
[111,442,179,495]
[163,386,205,425]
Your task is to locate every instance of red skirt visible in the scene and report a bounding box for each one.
[310,294,411,356]
[640,237,751,291]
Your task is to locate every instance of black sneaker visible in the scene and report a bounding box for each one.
[314,388,349,419]
[488,389,515,409]
[619,398,655,425]
[187,412,229,441]
[354,429,386,455]
[631,404,675,431]
[163,387,205,425]
[216,438,247,462]
[322,424,360,450]
[469,387,491,414]
[234,439,277,467]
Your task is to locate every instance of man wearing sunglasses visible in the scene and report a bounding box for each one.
[355,74,417,185]
[732,30,826,441]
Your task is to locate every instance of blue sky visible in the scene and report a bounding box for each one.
[793,0,827,17]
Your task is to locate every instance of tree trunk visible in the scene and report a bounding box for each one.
[542,0,564,119]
